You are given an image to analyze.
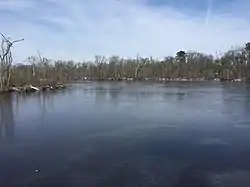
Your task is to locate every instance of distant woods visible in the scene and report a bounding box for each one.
[1,33,250,92]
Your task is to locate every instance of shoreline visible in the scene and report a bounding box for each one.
[0,83,67,94]
[0,78,248,94]
[67,77,246,83]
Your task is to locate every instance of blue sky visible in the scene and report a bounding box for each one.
[0,0,250,62]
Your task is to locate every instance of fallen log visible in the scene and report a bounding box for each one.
[30,85,39,91]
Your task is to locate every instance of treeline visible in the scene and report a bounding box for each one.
[12,43,250,83]
[1,33,250,92]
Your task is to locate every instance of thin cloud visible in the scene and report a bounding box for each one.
[205,0,213,25]
[0,0,250,62]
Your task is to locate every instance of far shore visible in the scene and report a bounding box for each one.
[0,77,248,95]
[66,77,246,83]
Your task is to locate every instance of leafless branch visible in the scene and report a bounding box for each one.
[37,50,42,62]
[0,33,24,62]
[12,38,24,44]
[0,32,8,42]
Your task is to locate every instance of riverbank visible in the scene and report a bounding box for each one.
[0,77,246,94]
[0,83,67,94]
[68,76,245,83]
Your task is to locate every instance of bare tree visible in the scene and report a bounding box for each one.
[0,33,23,91]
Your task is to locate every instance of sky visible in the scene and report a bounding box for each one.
[0,0,250,62]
